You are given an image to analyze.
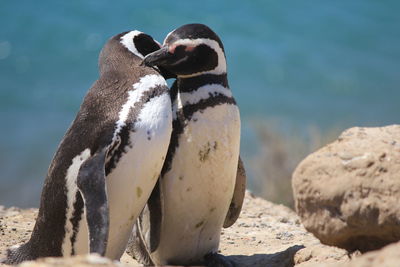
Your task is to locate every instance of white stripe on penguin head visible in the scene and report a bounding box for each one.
[120,30,146,59]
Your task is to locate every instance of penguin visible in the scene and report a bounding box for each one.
[3,30,173,264]
[127,24,246,267]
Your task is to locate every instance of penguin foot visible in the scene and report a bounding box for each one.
[204,253,235,267]
[3,243,36,265]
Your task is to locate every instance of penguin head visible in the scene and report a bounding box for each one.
[143,24,227,78]
[99,31,175,78]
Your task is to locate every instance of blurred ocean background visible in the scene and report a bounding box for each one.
[0,0,399,207]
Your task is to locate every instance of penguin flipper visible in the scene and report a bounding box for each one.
[223,156,246,228]
[77,149,109,256]
[147,178,163,252]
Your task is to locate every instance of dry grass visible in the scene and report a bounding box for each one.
[248,119,340,208]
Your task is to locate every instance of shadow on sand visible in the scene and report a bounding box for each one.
[227,245,305,267]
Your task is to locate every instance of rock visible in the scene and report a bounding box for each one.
[294,245,351,266]
[292,125,400,252]
[1,192,348,267]
[335,241,400,267]
[299,242,400,267]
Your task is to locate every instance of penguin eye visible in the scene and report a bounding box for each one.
[172,45,197,56]
[174,45,186,55]
[184,45,196,52]
[168,44,197,55]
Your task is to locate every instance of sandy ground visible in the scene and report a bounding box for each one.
[0,192,350,267]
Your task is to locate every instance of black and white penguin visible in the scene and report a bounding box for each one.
[128,24,246,267]
[3,30,173,264]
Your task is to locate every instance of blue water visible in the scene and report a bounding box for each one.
[0,0,399,207]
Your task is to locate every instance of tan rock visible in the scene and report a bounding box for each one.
[294,245,350,266]
[300,242,400,267]
[336,241,400,267]
[292,125,400,252]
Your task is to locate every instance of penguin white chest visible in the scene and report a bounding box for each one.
[154,103,240,264]
[104,93,172,259]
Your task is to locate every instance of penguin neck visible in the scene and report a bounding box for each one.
[99,43,139,76]
[99,56,137,76]
[177,73,229,93]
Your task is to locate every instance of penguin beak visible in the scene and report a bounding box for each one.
[142,46,172,67]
